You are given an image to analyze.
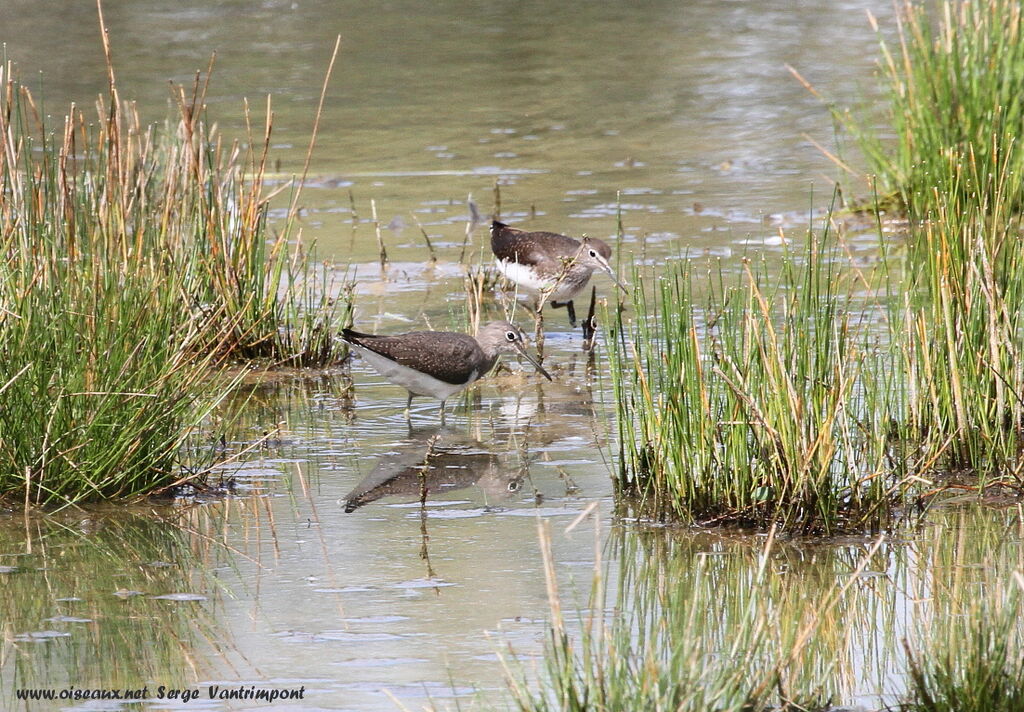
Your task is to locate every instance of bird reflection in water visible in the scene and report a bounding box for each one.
[341,429,523,513]
[342,427,525,582]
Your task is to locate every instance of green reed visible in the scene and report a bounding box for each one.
[609,209,1024,530]
[609,229,912,534]
[0,64,349,505]
[832,0,1024,214]
[896,580,1024,711]
[890,145,1024,478]
[792,0,1024,488]
[611,3,1024,526]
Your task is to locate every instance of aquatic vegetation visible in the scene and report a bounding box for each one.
[830,0,1024,215]
[896,577,1024,712]
[0,63,350,505]
[896,186,1024,477]
[608,231,912,534]
[609,208,1024,530]
[801,0,1024,480]
[609,0,1024,532]
[900,626,1024,712]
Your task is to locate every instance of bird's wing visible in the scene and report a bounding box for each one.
[342,330,482,385]
[490,222,581,266]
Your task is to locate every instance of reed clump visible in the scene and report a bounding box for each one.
[836,0,1024,215]
[0,64,349,505]
[895,186,1024,478]
[845,0,1024,481]
[609,209,1024,531]
[611,0,1024,533]
[609,232,911,534]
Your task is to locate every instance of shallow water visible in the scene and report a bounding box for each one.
[2,1,1016,711]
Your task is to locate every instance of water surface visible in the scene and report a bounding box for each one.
[4,2,1009,711]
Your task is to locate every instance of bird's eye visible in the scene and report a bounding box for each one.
[508,479,522,492]
[505,331,517,341]
[589,249,598,258]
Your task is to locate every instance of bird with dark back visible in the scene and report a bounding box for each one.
[341,320,552,419]
[490,219,626,326]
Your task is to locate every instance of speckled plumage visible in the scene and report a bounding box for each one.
[490,220,624,325]
[342,329,491,388]
[491,223,612,268]
[341,320,551,416]
[491,220,612,295]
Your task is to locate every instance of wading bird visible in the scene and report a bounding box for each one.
[490,220,627,326]
[342,320,552,419]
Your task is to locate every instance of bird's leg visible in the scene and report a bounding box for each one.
[550,300,577,327]
[439,400,447,425]
[552,299,577,327]
[405,392,414,420]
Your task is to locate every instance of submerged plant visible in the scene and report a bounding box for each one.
[502,507,1024,712]
[0,511,230,696]
[503,524,888,712]
[895,577,1024,712]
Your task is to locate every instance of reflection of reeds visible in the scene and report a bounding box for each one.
[0,55,351,503]
[505,523,886,711]
[894,507,1024,711]
[901,594,1024,712]
[0,511,233,698]
[505,506,1024,711]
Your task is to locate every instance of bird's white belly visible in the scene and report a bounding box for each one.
[496,259,587,301]
[353,345,475,400]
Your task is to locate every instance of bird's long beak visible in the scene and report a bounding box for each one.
[595,254,629,294]
[513,342,554,381]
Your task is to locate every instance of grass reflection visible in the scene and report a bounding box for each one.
[0,508,236,700]
[507,505,1024,711]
